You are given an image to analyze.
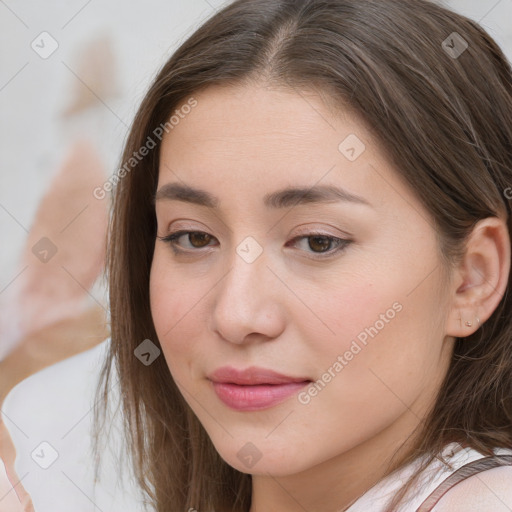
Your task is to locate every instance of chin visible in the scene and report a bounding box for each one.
[211,440,312,477]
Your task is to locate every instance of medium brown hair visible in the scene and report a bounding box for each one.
[94,1,512,510]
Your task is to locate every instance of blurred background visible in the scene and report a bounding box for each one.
[0,0,511,510]
[0,0,231,360]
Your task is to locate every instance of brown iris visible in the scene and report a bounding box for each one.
[307,236,331,253]
[188,232,213,248]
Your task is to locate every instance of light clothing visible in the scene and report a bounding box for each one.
[346,442,512,511]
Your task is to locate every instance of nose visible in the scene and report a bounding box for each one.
[210,244,285,345]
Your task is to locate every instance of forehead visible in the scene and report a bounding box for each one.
[161,83,362,158]
[156,83,417,217]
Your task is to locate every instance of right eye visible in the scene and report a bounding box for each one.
[157,230,218,253]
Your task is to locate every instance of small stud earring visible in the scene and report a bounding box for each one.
[465,320,473,327]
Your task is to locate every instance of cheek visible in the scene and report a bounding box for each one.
[309,274,396,359]
[149,251,205,362]
[287,292,437,467]
[303,259,445,405]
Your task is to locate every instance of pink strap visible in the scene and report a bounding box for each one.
[416,454,512,511]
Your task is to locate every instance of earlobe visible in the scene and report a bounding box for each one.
[446,217,511,338]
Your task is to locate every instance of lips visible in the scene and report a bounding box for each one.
[208,366,311,411]
[209,366,310,385]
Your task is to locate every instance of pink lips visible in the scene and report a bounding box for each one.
[208,366,311,411]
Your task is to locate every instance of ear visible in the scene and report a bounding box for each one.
[446,217,511,338]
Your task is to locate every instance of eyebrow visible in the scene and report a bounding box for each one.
[154,182,372,209]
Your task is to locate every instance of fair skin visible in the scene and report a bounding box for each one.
[149,83,511,512]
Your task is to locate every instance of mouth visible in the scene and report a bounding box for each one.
[208,366,312,411]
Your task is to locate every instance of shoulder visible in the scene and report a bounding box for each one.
[432,464,512,512]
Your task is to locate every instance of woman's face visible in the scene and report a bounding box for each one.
[150,83,454,477]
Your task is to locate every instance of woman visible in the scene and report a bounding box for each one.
[95,0,512,510]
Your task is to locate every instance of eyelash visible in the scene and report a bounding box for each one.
[156,230,352,260]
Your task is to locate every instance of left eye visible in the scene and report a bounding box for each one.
[288,234,350,256]
[157,230,351,258]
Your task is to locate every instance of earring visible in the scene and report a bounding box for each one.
[466,317,481,328]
